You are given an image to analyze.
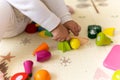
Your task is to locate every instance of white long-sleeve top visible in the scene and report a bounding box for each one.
[6,0,72,31]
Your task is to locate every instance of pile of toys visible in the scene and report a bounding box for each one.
[87,25,115,46]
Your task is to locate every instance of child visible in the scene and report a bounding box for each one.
[0,0,81,41]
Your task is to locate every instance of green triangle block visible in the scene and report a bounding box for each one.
[58,41,66,52]
[64,41,71,51]
[45,30,53,37]
[58,41,71,52]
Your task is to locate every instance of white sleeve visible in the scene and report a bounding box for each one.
[41,0,72,24]
[6,0,61,31]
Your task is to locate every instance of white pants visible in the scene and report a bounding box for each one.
[0,0,30,39]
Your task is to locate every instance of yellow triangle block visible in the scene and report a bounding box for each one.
[103,27,115,37]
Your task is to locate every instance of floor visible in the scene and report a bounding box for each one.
[0,0,120,80]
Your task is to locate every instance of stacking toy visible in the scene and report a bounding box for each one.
[88,25,102,39]
[58,41,71,52]
[33,42,49,56]
[11,72,29,80]
[112,70,120,80]
[36,50,51,62]
[23,60,33,77]
[70,38,80,49]
[96,32,112,46]
[34,69,51,80]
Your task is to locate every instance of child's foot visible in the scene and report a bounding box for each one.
[51,23,71,41]
[67,5,75,14]
[63,20,81,36]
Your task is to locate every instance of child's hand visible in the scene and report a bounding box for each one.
[51,23,70,41]
[63,20,81,36]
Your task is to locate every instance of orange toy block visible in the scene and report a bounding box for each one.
[33,42,49,56]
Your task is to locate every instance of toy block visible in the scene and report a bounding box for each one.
[58,41,71,52]
[33,42,49,56]
[88,25,102,39]
[103,27,115,37]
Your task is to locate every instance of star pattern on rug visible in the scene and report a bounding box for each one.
[0,52,15,62]
[20,37,31,45]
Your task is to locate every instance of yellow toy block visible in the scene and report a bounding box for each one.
[35,24,40,27]
[38,30,48,38]
[103,27,115,37]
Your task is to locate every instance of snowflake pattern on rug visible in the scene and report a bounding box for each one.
[60,56,71,67]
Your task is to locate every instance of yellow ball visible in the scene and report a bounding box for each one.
[70,38,80,49]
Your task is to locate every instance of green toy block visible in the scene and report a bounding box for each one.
[58,41,66,52]
[64,41,71,51]
[58,41,71,52]
[45,30,53,37]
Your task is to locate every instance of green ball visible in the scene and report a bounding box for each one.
[112,70,120,80]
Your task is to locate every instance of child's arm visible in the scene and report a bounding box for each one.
[41,0,72,24]
[6,0,60,32]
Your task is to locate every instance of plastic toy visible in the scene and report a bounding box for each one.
[88,25,102,39]
[23,60,33,77]
[70,38,80,49]
[33,42,49,56]
[58,41,71,52]
[103,27,115,37]
[103,45,120,70]
[11,72,29,80]
[38,30,53,38]
[36,50,51,62]
[34,69,51,80]
[112,70,120,80]
[25,22,38,33]
[96,32,112,46]
[38,30,48,38]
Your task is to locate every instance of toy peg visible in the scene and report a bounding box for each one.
[23,60,33,77]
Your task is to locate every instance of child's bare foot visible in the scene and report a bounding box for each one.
[51,23,71,41]
[63,20,81,36]
[67,5,75,14]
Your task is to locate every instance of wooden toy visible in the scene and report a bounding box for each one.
[11,72,29,80]
[112,70,120,80]
[70,38,80,49]
[103,27,115,37]
[88,25,102,39]
[103,45,120,70]
[34,69,51,80]
[96,32,112,46]
[36,50,51,62]
[33,42,49,56]
[58,41,71,52]
[23,60,33,77]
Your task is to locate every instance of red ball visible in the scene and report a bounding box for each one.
[25,23,38,33]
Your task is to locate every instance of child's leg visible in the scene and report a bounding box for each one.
[0,0,30,39]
